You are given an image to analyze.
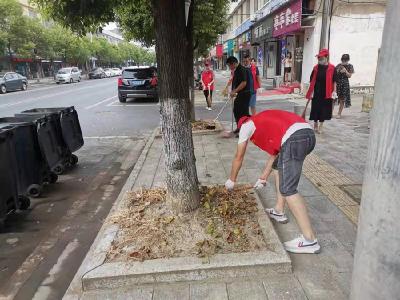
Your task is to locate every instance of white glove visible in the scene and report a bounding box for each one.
[331,91,338,99]
[254,178,267,190]
[225,179,235,190]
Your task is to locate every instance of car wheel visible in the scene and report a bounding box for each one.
[0,85,6,94]
[21,83,27,91]
[56,82,60,84]
[118,93,126,103]
[78,77,81,82]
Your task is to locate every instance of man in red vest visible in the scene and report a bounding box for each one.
[225,110,320,254]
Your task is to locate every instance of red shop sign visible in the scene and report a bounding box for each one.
[216,44,223,57]
[273,0,302,37]
[12,57,33,63]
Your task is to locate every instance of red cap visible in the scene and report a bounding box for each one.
[316,48,329,58]
[238,116,251,130]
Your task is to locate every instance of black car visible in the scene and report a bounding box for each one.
[0,72,28,94]
[88,67,106,79]
[117,67,158,103]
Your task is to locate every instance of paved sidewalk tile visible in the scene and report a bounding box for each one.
[227,280,267,300]
[190,282,228,300]
[153,283,190,300]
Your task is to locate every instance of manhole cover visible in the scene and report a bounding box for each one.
[339,184,362,204]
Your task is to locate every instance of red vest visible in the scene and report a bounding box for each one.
[306,64,335,100]
[249,110,307,155]
[251,64,260,90]
[201,70,214,90]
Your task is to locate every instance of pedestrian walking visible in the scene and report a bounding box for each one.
[201,63,215,110]
[244,55,261,115]
[334,54,354,118]
[225,110,320,254]
[306,48,338,134]
[284,52,293,85]
[226,56,251,135]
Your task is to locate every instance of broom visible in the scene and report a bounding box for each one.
[301,99,311,119]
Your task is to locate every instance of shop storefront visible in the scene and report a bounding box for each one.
[251,15,278,79]
[272,0,304,83]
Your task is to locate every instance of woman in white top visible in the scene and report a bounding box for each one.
[284,52,293,85]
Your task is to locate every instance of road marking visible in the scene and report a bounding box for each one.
[32,239,80,300]
[84,135,134,139]
[84,95,117,109]
[0,84,110,109]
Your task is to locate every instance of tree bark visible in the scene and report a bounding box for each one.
[350,1,400,299]
[152,0,200,213]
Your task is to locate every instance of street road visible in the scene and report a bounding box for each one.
[0,73,295,299]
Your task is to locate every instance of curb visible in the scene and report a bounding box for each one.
[63,128,158,300]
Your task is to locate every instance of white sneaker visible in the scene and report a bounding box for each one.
[265,208,288,224]
[207,107,212,111]
[284,235,321,254]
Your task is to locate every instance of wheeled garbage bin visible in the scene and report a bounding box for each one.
[13,113,67,175]
[0,129,30,227]
[0,117,58,198]
[16,106,84,171]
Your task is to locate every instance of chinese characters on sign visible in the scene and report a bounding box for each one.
[273,0,302,37]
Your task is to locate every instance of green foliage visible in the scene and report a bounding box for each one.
[0,0,155,66]
[30,0,230,56]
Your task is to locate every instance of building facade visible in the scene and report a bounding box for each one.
[220,0,386,89]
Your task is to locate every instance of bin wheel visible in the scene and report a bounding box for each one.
[18,196,31,210]
[70,154,78,166]
[53,164,65,175]
[27,184,42,198]
[49,172,58,184]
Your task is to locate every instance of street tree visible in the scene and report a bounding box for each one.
[32,0,224,213]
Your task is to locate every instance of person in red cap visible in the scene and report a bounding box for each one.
[306,48,338,133]
[201,63,215,110]
[224,110,321,254]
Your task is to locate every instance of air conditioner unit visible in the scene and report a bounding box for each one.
[250,14,258,23]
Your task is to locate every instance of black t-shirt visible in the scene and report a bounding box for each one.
[232,64,250,94]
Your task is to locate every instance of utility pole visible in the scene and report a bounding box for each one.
[319,0,331,50]
[350,0,400,299]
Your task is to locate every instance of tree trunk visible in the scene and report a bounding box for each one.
[152,0,200,213]
[350,1,400,299]
[186,0,196,121]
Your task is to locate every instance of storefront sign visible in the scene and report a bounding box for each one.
[12,57,33,63]
[257,0,293,20]
[216,44,223,57]
[273,0,302,37]
[252,16,274,45]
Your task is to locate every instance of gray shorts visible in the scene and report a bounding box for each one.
[272,129,316,196]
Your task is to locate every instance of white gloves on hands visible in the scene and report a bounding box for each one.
[225,179,235,191]
[254,178,267,190]
[331,91,338,99]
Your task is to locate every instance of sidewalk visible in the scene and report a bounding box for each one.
[65,95,370,299]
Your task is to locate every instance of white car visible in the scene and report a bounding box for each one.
[104,68,112,78]
[111,68,122,76]
[55,67,81,84]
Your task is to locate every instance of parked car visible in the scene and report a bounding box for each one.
[117,67,158,103]
[88,67,106,79]
[111,68,122,76]
[0,72,28,94]
[55,67,81,84]
[104,68,112,78]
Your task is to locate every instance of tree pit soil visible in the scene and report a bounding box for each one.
[191,120,217,131]
[107,186,269,262]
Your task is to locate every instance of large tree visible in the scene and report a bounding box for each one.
[31,0,229,213]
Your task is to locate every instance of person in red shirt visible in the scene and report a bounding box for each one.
[225,110,320,254]
[201,63,215,111]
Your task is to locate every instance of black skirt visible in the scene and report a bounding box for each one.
[310,97,333,122]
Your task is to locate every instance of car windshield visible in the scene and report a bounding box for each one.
[123,69,154,79]
[58,69,71,74]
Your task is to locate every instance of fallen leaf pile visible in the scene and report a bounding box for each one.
[191,120,216,131]
[106,186,267,263]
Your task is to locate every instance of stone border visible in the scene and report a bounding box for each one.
[64,130,291,298]
[155,120,223,139]
[63,128,158,299]
[80,190,291,292]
